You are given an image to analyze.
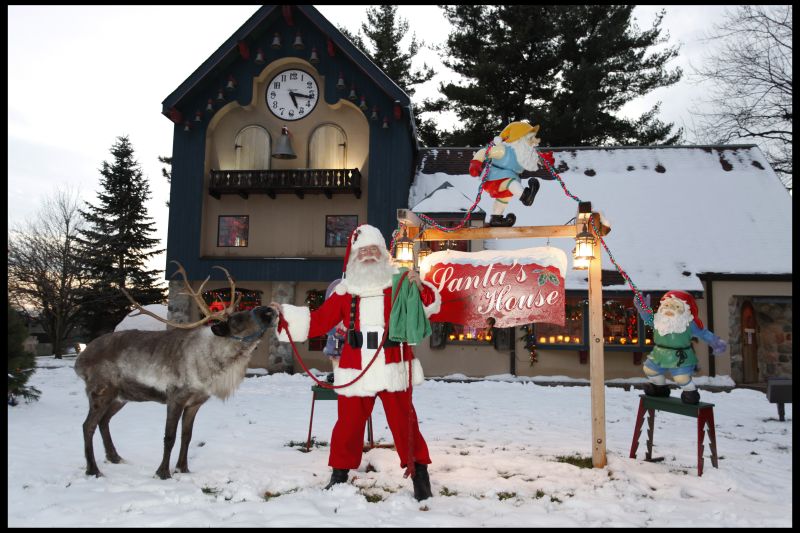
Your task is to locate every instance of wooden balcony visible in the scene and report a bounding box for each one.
[209,168,362,200]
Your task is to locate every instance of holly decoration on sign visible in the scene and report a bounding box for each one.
[533,268,560,287]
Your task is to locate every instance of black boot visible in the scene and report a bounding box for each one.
[324,468,349,489]
[681,389,700,405]
[411,463,432,501]
[519,178,540,207]
[487,213,516,227]
[642,382,671,397]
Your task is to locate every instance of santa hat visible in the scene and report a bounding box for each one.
[499,121,540,143]
[660,290,703,329]
[341,224,388,278]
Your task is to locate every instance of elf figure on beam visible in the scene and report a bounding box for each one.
[635,291,728,404]
[469,121,555,228]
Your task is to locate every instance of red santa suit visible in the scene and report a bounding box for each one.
[277,224,441,471]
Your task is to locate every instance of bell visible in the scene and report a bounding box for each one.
[254,48,266,65]
[336,72,346,90]
[225,75,236,91]
[382,117,389,129]
[194,111,203,123]
[271,32,281,49]
[272,126,297,159]
[205,98,215,113]
[215,89,225,103]
[348,84,357,101]
[370,106,379,121]
[309,47,319,64]
[293,32,304,50]
[359,96,368,111]
[183,121,192,132]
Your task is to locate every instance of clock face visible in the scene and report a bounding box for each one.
[265,68,319,121]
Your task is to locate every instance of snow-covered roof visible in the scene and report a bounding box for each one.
[409,145,792,291]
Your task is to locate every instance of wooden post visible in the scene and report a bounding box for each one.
[588,230,607,468]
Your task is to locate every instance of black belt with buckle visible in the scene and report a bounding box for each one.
[347,330,400,349]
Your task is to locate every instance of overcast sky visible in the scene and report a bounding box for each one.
[7,5,733,284]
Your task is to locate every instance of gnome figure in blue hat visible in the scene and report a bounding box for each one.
[635,291,728,404]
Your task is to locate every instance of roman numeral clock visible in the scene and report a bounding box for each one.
[266,68,319,121]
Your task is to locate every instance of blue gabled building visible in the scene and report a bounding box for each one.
[161,5,418,370]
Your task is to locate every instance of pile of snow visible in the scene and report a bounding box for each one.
[7,358,792,527]
[114,304,168,332]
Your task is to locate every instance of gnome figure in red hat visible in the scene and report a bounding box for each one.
[635,291,728,404]
[271,224,441,500]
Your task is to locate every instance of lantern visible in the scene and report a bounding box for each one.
[394,227,414,268]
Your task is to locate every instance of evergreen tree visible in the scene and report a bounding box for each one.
[75,136,165,339]
[341,6,438,146]
[437,5,682,147]
[8,300,41,405]
[158,155,172,208]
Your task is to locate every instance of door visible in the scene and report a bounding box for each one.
[741,301,759,383]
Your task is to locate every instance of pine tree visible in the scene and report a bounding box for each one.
[341,6,437,145]
[158,155,172,208]
[75,136,165,339]
[8,300,41,405]
[437,5,682,147]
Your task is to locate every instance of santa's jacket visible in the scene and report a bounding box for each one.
[278,277,441,397]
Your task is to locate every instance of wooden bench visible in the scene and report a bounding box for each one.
[629,394,718,476]
[306,384,374,452]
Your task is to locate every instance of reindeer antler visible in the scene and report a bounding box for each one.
[120,261,239,329]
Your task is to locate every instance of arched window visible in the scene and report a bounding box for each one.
[234,126,271,170]
[308,124,346,169]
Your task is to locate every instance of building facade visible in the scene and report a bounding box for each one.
[163,6,792,384]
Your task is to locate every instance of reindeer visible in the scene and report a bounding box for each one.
[74,262,276,479]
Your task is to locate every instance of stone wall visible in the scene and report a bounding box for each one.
[266,281,296,374]
[728,296,792,382]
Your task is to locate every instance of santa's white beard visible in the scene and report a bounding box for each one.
[508,138,540,171]
[345,254,395,295]
[653,309,693,336]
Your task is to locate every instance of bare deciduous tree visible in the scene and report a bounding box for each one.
[691,5,792,190]
[8,188,90,357]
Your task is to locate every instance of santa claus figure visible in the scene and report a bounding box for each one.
[636,291,728,404]
[272,224,441,501]
[469,121,554,227]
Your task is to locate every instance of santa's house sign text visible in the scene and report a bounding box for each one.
[419,247,567,329]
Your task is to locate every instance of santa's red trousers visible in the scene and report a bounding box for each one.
[328,388,431,470]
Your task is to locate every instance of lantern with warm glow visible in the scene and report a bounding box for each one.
[394,227,414,268]
[573,223,595,265]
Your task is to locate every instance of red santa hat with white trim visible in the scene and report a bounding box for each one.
[660,290,703,329]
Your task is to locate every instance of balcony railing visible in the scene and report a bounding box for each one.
[209,168,362,199]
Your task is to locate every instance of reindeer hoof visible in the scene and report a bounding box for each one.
[106,454,123,464]
[177,465,191,474]
[155,468,172,480]
[86,469,103,478]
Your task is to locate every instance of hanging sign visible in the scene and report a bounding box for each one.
[419,247,567,328]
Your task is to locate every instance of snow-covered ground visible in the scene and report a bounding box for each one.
[8,357,792,527]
